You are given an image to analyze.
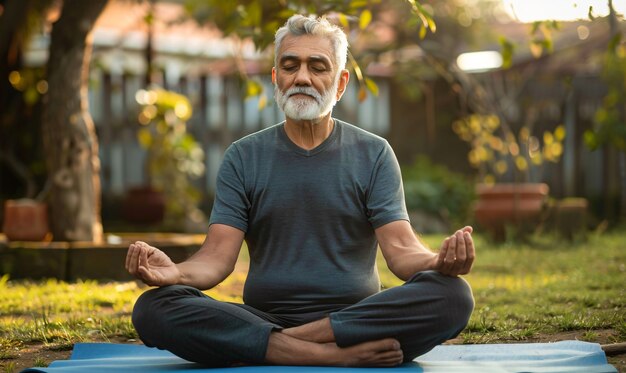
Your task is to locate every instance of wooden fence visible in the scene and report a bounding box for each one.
[89,71,391,200]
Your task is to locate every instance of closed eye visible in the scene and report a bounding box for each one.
[311,65,327,72]
[281,65,298,72]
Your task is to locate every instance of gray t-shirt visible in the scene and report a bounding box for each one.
[209,119,408,316]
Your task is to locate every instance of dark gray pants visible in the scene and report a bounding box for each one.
[132,271,474,367]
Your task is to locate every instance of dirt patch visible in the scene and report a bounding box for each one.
[1,344,72,372]
[0,337,141,373]
[527,329,620,344]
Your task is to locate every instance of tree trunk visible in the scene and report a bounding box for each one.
[42,0,108,242]
[0,1,34,198]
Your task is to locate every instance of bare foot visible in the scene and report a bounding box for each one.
[327,338,403,367]
[266,332,403,367]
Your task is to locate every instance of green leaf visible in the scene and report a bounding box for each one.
[609,33,622,52]
[338,13,349,28]
[359,9,372,30]
[137,128,153,149]
[405,0,436,33]
[244,2,262,28]
[425,14,436,32]
[499,37,515,69]
[365,77,379,96]
[531,21,541,34]
[584,130,598,150]
[537,38,553,54]
[549,20,559,30]
[349,0,369,10]
[419,24,427,39]
[349,51,364,81]
[245,79,263,98]
[24,88,39,105]
[277,9,296,19]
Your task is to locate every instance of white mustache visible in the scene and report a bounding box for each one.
[284,86,322,103]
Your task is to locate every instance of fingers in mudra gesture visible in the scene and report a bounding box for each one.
[125,241,180,286]
[435,226,475,276]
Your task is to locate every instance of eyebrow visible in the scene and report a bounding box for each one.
[279,54,332,66]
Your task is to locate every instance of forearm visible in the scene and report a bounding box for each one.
[175,224,243,290]
[176,256,233,290]
[387,249,437,281]
[376,221,439,281]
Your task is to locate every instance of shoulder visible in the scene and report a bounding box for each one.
[222,122,283,164]
[336,119,388,147]
[233,122,283,149]
[336,119,391,157]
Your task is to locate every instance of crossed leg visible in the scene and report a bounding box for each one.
[133,285,403,367]
[266,318,403,367]
[267,270,474,366]
[133,271,472,367]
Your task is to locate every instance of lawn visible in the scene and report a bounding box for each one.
[1,231,625,372]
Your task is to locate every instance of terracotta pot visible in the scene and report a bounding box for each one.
[473,183,549,240]
[2,199,50,241]
[122,186,165,224]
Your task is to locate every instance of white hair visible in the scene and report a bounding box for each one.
[274,14,349,71]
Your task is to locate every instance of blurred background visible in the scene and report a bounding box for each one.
[1,0,625,242]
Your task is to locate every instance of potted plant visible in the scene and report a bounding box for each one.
[0,146,50,242]
[453,112,565,240]
[2,198,49,241]
[0,65,51,241]
[122,87,207,231]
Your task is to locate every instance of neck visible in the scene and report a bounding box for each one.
[284,114,334,150]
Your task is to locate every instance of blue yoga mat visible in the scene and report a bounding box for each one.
[22,340,616,373]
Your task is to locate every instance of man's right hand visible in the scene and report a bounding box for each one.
[125,241,181,286]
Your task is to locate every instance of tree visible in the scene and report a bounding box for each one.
[182,0,435,102]
[41,0,108,242]
[0,0,54,200]
[584,0,626,222]
[3,0,433,242]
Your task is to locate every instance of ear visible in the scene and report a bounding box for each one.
[271,67,276,84]
[335,70,350,101]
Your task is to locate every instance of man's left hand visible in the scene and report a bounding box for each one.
[434,226,475,276]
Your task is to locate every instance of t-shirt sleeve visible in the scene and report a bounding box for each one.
[208,144,250,232]
[366,141,409,228]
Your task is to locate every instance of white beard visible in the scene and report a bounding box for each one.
[275,80,338,121]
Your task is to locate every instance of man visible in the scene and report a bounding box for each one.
[126,14,475,368]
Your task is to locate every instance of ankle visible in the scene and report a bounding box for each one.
[283,318,335,343]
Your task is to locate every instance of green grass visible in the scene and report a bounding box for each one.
[380,231,625,344]
[0,231,625,366]
[421,232,626,344]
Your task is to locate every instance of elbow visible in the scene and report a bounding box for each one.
[387,259,411,281]
[214,262,236,284]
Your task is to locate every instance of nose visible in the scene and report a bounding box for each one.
[294,65,312,86]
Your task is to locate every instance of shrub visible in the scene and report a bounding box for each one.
[402,156,475,227]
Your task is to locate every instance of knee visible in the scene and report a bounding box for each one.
[436,273,474,333]
[411,271,475,330]
[447,276,474,321]
[132,287,163,338]
[131,285,192,340]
